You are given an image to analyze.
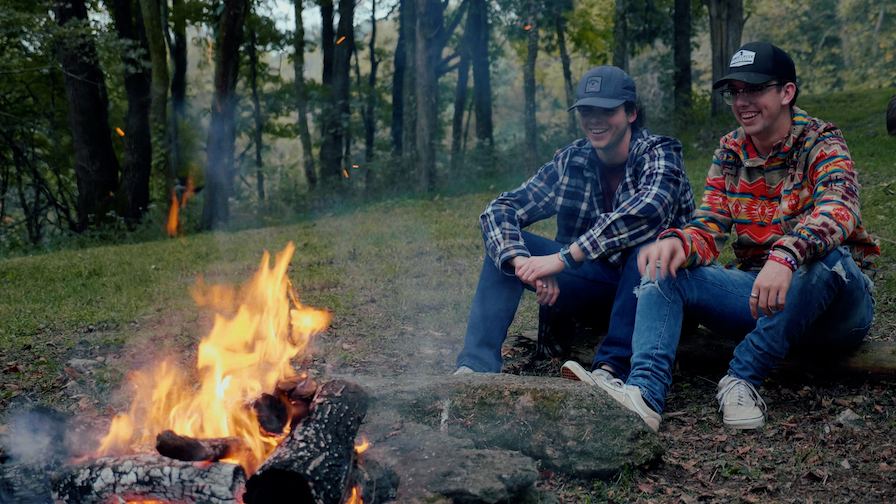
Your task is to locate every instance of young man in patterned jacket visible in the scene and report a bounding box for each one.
[588,42,879,432]
[454,66,695,377]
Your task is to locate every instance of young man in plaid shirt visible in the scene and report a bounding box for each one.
[454,66,695,380]
[593,43,879,432]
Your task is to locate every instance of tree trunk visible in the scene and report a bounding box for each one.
[390,0,408,158]
[364,0,378,167]
[319,0,353,183]
[673,0,692,117]
[170,0,188,181]
[293,0,316,189]
[108,0,152,223]
[138,0,170,196]
[320,0,335,86]
[705,0,744,115]
[468,0,493,150]
[53,0,120,230]
[612,0,628,71]
[247,20,265,202]
[450,51,470,174]
[401,0,418,177]
[200,0,248,229]
[555,10,576,138]
[415,0,444,192]
[523,17,539,166]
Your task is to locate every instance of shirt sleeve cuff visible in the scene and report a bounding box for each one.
[658,228,691,258]
[497,246,530,275]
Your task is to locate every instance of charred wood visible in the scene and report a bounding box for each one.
[52,454,245,504]
[254,392,289,435]
[155,430,244,462]
[243,379,369,504]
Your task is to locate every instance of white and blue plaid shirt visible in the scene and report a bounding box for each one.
[481,128,696,271]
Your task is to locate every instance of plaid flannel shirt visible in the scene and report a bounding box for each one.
[481,128,696,272]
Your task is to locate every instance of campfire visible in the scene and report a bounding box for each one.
[51,243,372,503]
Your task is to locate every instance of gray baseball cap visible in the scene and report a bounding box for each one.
[568,66,637,111]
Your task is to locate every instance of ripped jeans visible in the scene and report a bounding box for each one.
[626,247,875,414]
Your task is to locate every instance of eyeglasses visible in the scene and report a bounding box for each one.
[720,83,781,105]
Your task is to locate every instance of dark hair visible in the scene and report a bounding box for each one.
[624,100,646,129]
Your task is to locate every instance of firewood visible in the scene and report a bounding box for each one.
[289,376,318,400]
[155,430,244,462]
[254,393,289,434]
[243,379,369,504]
[52,453,245,504]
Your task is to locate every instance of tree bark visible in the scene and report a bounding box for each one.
[450,50,470,174]
[612,0,628,71]
[886,94,896,135]
[400,0,417,174]
[673,0,692,118]
[555,8,576,138]
[364,0,379,168]
[52,454,245,504]
[523,16,539,166]
[53,0,120,230]
[415,0,444,192]
[293,0,317,189]
[200,0,248,229]
[705,0,744,115]
[138,0,170,197]
[247,19,265,202]
[390,0,408,157]
[468,0,493,150]
[170,0,188,181]
[243,380,370,504]
[319,0,353,182]
[108,0,152,223]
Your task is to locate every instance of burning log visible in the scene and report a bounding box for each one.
[243,379,369,504]
[155,430,245,462]
[254,393,290,434]
[52,454,245,504]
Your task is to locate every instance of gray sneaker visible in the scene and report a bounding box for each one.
[616,385,662,432]
[716,375,767,429]
[561,360,626,404]
[453,365,476,375]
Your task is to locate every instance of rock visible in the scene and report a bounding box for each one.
[360,374,662,481]
[835,408,862,427]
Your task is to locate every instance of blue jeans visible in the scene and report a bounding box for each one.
[626,247,875,413]
[456,231,643,375]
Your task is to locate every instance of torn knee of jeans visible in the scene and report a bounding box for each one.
[634,275,668,300]
[820,259,850,283]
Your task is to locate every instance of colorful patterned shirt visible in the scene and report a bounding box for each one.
[662,107,879,271]
[481,128,696,272]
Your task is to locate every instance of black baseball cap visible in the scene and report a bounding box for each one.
[568,66,637,111]
[712,42,797,89]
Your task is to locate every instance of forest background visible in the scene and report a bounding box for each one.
[1,0,894,253]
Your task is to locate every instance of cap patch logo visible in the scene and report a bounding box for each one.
[585,77,602,93]
[729,49,756,68]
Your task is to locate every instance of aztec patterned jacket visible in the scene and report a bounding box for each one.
[661,107,879,271]
[481,128,695,273]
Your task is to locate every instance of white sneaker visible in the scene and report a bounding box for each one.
[561,360,637,414]
[616,385,662,432]
[716,375,767,429]
[453,365,476,375]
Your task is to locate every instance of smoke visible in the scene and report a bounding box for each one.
[1,406,72,465]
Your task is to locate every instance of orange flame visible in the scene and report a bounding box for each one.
[354,435,370,455]
[342,169,350,178]
[166,178,195,238]
[346,486,363,504]
[115,127,126,137]
[336,35,347,45]
[522,23,533,31]
[97,242,331,474]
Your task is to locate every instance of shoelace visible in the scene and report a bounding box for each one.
[716,377,767,413]
[593,369,625,389]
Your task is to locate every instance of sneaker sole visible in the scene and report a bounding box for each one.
[560,362,598,385]
[723,416,765,430]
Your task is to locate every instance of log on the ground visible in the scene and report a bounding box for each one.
[254,393,289,434]
[1,461,58,503]
[52,453,245,504]
[243,379,369,504]
[155,430,244,462]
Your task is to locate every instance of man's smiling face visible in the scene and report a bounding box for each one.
[577,105,635,153]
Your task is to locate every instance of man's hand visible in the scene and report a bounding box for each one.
[512,256,562,306]
[638,238,687,280]
[750,261,793,318]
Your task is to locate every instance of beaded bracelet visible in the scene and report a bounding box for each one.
[767,254,797,271]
